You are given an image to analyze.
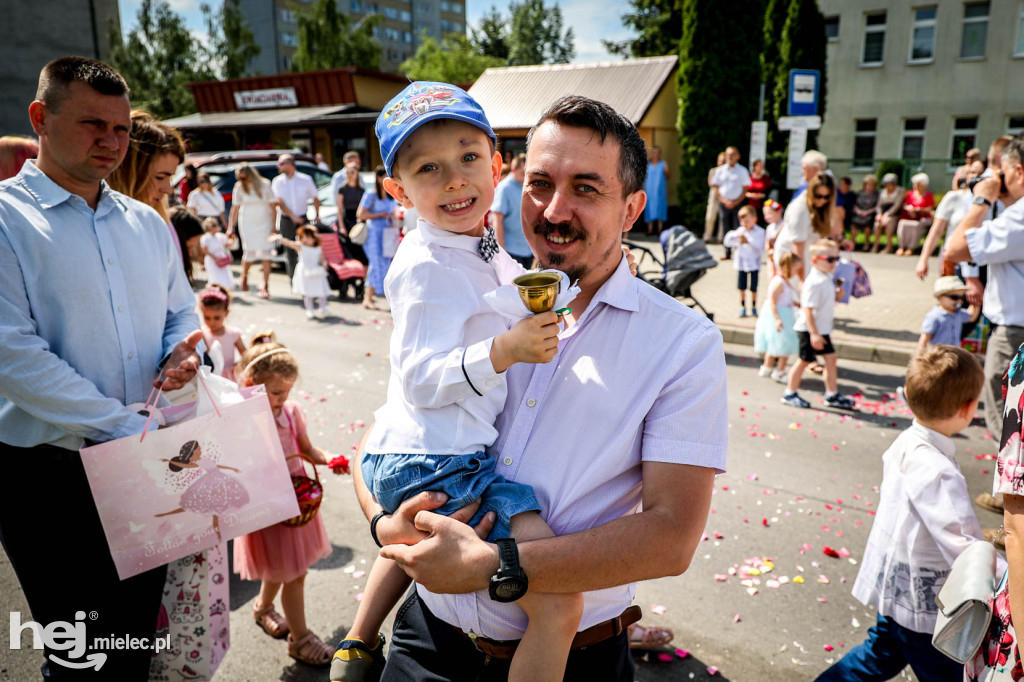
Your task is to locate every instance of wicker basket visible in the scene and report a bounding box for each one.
[282,455,323,527]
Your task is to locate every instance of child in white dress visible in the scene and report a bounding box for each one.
[199,217,234,289]
[274,226,331,319]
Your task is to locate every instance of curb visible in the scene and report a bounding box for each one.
[717,324,915,368]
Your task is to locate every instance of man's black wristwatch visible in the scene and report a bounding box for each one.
[488,538,528,603]
[973,195,993,208]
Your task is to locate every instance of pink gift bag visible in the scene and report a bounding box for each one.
[148,543,230,682]
[81,373,299,580]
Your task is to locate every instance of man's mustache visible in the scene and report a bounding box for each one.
[533,220,586,241]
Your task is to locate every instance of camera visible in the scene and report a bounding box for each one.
[969,173,1009,195]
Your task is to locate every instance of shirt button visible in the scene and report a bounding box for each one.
[526,399,536,407]
[107,258,114,265]
[118,305,124,313]
[503,457,513,466]
[127,352,134,359]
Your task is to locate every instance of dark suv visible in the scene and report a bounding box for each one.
[173,150,334,216]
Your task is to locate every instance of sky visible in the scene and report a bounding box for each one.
[118,0,633,65]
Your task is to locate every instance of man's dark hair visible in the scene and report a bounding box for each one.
[36,56,129,112]
[526,95,647,197]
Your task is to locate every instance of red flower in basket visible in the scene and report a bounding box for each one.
[328,455,350,475]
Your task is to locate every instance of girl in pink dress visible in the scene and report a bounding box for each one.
[233,341,341,667]
[199,284,246,382]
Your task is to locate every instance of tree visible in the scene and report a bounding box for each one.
[473,6,510,61]
[676,0,764,228]
[508,0,574,65]
[292,0,381,72]
[401,33,504,83]
[108,0,214,119]
[758,0,790,178]
[201,0,261,79]
[771,0,828,154]
[603,0,683,58]
[472,1,574,66]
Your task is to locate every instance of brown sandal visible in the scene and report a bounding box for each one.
[253,602,289,639]
[628,622,674,650]
[288,631,332,666]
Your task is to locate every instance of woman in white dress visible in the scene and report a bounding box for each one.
[228,163,277,298]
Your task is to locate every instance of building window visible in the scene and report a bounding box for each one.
[440,0,450,10]
[401,10,410,21]
[950,116,979,167]
[824,16,840,42]
[960,2,989,60]
[404,31,413,43]
[282,56,292,70]
[281,31,298,47]
[1015,3,1024,56]
[384,6,398,19]
[281,9,297,23]
[351,0,362,11]
[1007,116,1024,135]
[385,27,400,41]
[451,2,463,13]
[861,12,886,65]
[901,118,927,160]
[852,119,877,169]
[909,6,937,62]
[417,2,431,14]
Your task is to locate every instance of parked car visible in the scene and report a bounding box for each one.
[310,171,376,227]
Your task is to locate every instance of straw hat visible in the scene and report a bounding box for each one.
[933,276,967,297]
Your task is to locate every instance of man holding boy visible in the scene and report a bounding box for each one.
[0,57,201,678]
[783,239,857,410]
[359,95,728,680]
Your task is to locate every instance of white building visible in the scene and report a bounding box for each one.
[817,0,1024,185]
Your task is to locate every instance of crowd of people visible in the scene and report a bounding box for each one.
[4,55,1024,682]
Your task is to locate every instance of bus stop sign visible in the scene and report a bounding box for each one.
[788,69,820,117]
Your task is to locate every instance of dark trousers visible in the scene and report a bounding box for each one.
[719,203,741,257]
[279,215,303,278]
[382,591,635,682]
[814,615,963,682]
[0,443,167,680]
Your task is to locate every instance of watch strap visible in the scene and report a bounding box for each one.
[495,537,518,572]
[974,195,993,207]
[370,510,386,548]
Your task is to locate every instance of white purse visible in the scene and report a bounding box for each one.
[932,540,1001,663]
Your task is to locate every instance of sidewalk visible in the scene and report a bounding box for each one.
[625,231,940,368]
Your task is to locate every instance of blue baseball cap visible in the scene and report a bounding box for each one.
[376,81,497,176]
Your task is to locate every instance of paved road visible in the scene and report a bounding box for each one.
[2,271,999,681]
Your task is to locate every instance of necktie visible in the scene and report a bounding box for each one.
[479,226,499,263]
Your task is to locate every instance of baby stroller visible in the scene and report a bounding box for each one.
[623,225,717,320]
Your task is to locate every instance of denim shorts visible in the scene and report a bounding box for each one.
[361,452,541,542]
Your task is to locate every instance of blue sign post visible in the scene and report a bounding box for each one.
[788,69,820,117]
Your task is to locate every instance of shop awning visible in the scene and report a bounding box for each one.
[162,104,376,130]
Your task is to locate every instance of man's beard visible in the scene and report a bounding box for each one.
[534,219,587,283]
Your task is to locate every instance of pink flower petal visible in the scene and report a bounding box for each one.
[651,604,667,615]
[675,648,690,659]
[657,653,673,662]
[707,665,720,675]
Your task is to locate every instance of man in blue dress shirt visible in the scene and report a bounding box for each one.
[0,57,202,679]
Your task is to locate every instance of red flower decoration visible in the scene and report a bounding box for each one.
[328,455,351,475]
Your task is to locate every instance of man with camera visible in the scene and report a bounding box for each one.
[946,133,1024,436]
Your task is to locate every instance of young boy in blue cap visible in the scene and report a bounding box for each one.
[331,81,581,682]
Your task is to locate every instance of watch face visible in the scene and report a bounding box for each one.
[492,577,527,602]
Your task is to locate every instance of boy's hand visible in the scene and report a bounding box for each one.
[835,285,844,302]
[621,245,639,276]
[811,333,826,351]
[490,312,561,373]
[739,234,748,244]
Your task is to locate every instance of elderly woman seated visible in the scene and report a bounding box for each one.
[895,172,935,257]
[872,173,905,253]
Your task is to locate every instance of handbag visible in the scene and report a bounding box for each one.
[279,409,323,527]
[214,254,232,268]
[348,221,368,245]
[932,540,1001,663]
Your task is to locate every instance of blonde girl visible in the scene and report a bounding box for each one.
[755,251,801,382]
[198,284,246,381]
[199,216,234,289]
[233,342,340,666]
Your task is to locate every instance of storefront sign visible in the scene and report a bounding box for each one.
[234,88,298,110]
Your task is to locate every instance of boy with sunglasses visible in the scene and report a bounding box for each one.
[917,276,980,354]
[783,240,856,409]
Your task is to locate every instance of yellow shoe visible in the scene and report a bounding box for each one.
[330,634,385,682]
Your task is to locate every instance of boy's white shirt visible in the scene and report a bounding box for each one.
[364,219,528,457]
[850,421,997,633]
[722,225,766,272]
[793,267,835,334]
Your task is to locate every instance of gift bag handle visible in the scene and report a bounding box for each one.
[140,367,222,442]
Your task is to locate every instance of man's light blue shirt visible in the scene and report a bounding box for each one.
[0,161,199,450]
[491,176,530,258]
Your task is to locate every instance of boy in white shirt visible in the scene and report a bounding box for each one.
[723,205,766,317]
[815,345,994,681]
[783,239,856,409]
[331,81,580,682]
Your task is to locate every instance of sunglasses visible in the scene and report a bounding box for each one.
[942,294,966,303]
[814,255,840,263]
[813,192,832,200]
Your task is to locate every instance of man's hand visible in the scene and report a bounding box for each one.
[973,174,1003,204]
[157,329,204,390]
[380,510,499,594]
[966,277,984,307]
[811,333,826,351]
[374,491,495,546]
